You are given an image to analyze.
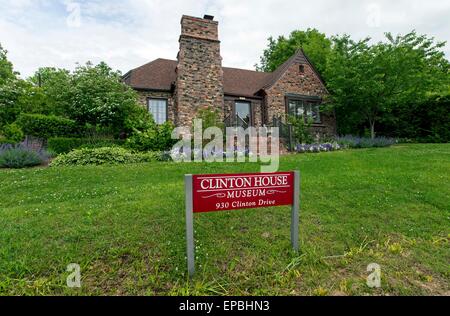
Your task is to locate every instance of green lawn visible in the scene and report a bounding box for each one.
[0,144,449,296]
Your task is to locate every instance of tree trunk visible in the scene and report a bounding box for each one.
[370,121,376,139]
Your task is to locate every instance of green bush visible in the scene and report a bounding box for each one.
[1,123,24,144]
[47,137,125,154]
[47,138,84,154]
[126,121,176,152]
[0,145,46,168]
[50,147,160,166]
[16,113,80,139]
[288,115,314,144]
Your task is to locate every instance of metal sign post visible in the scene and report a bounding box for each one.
[291,171,300,252]
[185,171,300,277]
[185,175,195,277]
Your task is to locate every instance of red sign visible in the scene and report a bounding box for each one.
[192,172,294,213]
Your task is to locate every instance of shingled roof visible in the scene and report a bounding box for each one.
[122,50,325,97]
[123,58,177,92]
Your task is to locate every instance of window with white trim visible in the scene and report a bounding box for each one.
[148,98,167,124]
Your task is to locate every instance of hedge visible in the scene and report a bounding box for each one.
[1,123,24,144]
[47,137,125,154]
[50,147,161,166]
[16,114,81,139]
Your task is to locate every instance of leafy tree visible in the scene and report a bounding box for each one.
[0,44,16,84]
[379,93,450,142]
[27,67,72,116]
[1,43,148,138]
[26,64,147,136]
[257,28,332,75]
[325,31,450,138]
[0,44,60,128]
[66,62,142,135]
[0,79,28,128]
[0,44,27,128]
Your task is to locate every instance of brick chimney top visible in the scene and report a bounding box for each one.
[180,15,219,42]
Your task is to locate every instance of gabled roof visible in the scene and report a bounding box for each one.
[123,50,325,97]
[261,49,326,91]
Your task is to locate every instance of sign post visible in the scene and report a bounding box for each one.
[291,171,300,252]
[184,171,300,277]
[185,175,195,277]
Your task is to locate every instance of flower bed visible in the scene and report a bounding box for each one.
[0,143,51,168]
[336,135,397,148]
[295,143,342,154]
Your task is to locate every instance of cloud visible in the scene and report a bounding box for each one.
[0,0,449,78]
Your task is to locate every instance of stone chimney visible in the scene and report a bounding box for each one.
[174,15,224,126]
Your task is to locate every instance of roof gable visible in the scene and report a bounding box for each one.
[261,49,326,91]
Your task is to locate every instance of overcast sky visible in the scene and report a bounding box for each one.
[1,0,449,78]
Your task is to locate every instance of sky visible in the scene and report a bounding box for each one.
[0,0,449,78]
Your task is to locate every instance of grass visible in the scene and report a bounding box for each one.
[0,144,449,296]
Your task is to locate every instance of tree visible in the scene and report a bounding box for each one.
[257,28,332,75]
[1,42,148,138]
[325,31,450,138]
[0,44,16,84]
[67,62,142,135]
[27,67,72,116]
[0,44,26,129]
[26,63,146,136]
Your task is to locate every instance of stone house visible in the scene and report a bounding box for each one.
[123,14,336,139]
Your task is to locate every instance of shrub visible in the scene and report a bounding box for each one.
[0,144,49,168]
[67,62,145,135]
[336,135,397,148]
[50,147,160,166]
[288,115,314,144]
[126,121,176,152]
[16,113,80,139]
[47,138,84,154]
[196,107,224,132]
[47,137,125,154]
[1,123,24,144]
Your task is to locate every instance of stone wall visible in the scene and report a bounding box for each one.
[309,112,337,141]
[175,15,224,127]
[265,62,336,137]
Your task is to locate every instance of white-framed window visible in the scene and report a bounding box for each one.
[148,98,168,124]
